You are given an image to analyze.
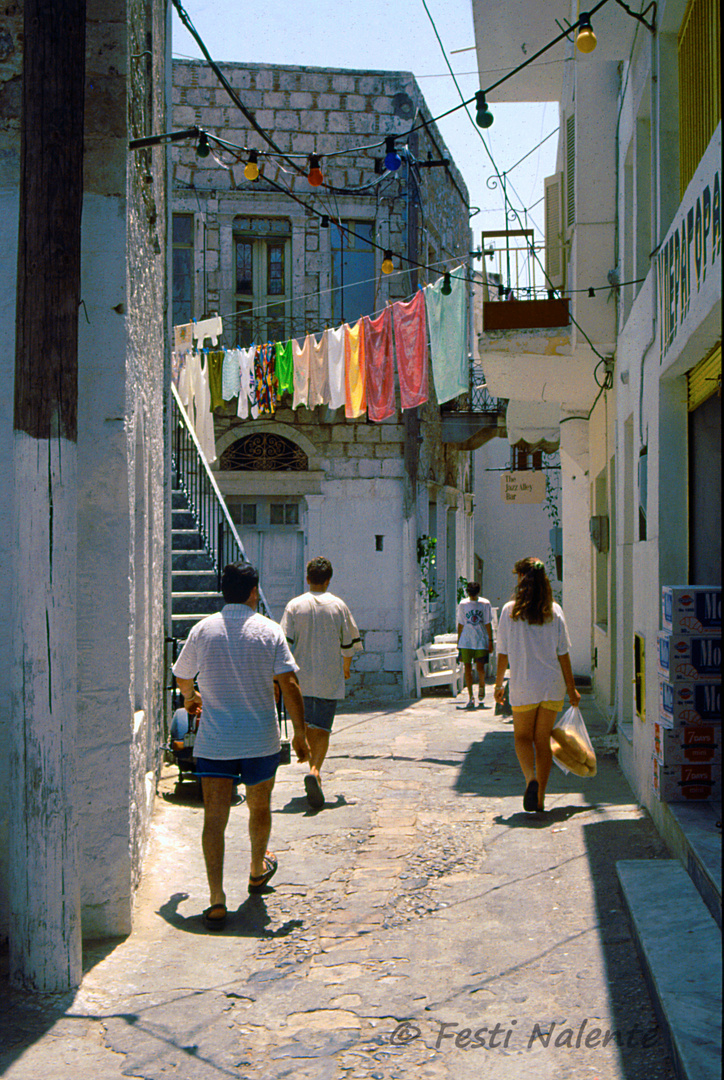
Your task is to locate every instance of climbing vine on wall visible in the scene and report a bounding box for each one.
[417,535,439,601]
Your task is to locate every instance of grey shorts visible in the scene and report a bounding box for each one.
[303,696,338,733]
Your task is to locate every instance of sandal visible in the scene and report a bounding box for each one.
[203,903,227,930]
[523,779,539,812]
[248,853,278,894]
[304,773,324,809]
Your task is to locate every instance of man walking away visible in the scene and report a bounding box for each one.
[173,562,309,929]
[457,581,494,709]
[281,557,363,809]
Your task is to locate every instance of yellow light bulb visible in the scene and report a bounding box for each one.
[576,15,597,53]
[244,152,259,181]
[381,251,394,275]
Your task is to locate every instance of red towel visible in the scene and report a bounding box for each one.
[363,307,395,422]
[392,290,429,410]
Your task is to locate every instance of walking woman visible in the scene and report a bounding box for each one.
[493,557,581,812]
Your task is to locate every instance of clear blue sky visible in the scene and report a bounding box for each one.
[172,0,559,274]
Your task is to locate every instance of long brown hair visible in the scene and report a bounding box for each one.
[510,557,553,624]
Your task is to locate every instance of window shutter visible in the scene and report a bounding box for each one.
[544,172,564,289]
[687,343,721,410]
[566,114,575,228]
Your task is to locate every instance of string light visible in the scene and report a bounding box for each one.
[474,90,494,129]
[381,250,394,275]
[320,215,329,228]
[243,149,259,180]
[384,136,402,172]
[307,153,324,186]
[576,13,598,52]
[588,287,596,297]
[441,272,452,295]
[196,131,210,157]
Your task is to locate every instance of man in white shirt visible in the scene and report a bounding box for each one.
[173,561,309,929]
[281,557,363,809]
[456,581,494,709]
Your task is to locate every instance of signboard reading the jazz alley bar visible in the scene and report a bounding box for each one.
[501,471,546,504]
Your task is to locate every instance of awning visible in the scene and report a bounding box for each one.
[506,399,561,452]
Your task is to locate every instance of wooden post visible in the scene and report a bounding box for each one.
[10,0,86,991]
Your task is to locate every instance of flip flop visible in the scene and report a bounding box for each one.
[523,779,539,812]
[203,903,227,930]
[248,853,278,894]
[304,773,325,809]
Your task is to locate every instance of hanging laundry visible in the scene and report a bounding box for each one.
[392,289,429,410]
[207,350,226,412]
[222,347,241,401]
[326,325,346,410]
[171,350,187,390]
[254,342,277,415]
[187,352,217,465]
[344,319,367,419]
[308,330,329,407]
[275,340,294,395]
[174,322,194,353]
[192,315,223,348]
[424,272,468,404]
[237,346,259,420]
[292,336,310,410]
[177,353,193,411]
[363,308,395,422]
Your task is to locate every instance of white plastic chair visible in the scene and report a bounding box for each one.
[414,645,463,698]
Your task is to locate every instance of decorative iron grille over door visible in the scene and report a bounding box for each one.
[219,432,308,472]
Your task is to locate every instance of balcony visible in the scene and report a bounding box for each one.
[441,361,507,449]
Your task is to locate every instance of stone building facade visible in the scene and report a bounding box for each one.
[172,61,476,696]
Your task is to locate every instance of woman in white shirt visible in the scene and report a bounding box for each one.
[494,557,581,812]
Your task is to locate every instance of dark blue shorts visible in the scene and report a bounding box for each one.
[195,752,280,786]
[303,696,338,733]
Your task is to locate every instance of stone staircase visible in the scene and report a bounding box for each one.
[171,483,224,643]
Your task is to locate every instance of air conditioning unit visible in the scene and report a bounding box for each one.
[589,515,609,553]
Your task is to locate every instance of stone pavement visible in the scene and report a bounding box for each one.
[1,686,679,1080]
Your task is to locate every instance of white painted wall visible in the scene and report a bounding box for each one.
[473,437,561,615]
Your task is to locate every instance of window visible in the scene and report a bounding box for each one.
[172,213,194,327]
[331,220,375,325]
[634,632,646,721]
[270,503,299,526]
[233,218,291,347]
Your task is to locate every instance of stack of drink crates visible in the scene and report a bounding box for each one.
[653,586,721,802]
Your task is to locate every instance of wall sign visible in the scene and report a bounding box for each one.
[658,127,721,363]
[501,471,546,503]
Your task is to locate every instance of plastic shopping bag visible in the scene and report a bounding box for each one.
[550,706,597,777]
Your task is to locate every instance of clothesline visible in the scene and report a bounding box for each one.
[205,260,470,326]
[172,270,470,462]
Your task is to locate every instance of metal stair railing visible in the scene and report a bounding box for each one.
[171,383,270,616]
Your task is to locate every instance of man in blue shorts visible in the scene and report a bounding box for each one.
[173,561,309,929]
[281,557,362,809]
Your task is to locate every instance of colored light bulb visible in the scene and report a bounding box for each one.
[441,272,452,295]
[244,150,259,180]
[384,136,402,172]
[576,13,597,53]
[381,250,394,275]
[196,132,210,158]
[308,154,324,186]
[475,90,494,129]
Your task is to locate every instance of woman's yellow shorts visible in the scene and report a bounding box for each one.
[511,700,564,714]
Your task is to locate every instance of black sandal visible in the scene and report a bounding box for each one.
[203,903,227,930]
[248,853,278,894]
[523,780,539,812]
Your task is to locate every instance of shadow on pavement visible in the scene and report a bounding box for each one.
[157,892,303,938]
[276,793,350,814]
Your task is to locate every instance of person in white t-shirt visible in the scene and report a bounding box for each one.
[494,556,581,813]
[456,582,494,709]
[173,561,309,929]
[281,557,363,809]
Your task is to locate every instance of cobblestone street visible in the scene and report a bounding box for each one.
[1,687,677,1080]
